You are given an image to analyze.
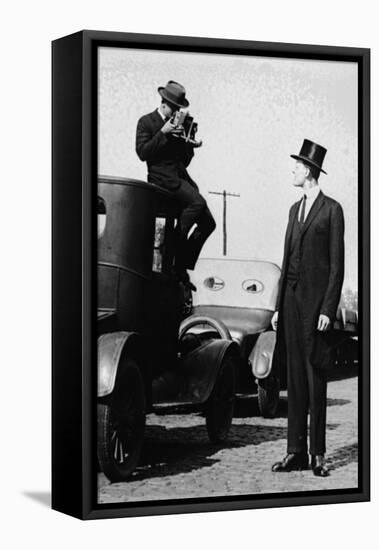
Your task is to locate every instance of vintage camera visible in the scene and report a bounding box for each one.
[170,110,202,147]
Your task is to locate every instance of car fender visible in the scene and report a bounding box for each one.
[178,339,239,404]
[98,331,142,397]
[249,331,277,379]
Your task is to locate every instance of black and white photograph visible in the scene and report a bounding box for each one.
[4,0,379,542]
[96,41,364,507]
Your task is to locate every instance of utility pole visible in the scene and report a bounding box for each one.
[209,190,240,256]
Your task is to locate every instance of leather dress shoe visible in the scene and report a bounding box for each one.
[272,452,309,472]
[174,268,197,292]
[311,455,330,477]
[184,280,197,292]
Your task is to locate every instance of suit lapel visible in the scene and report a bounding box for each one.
[287,202,300,245]
[283,201,301,264]
[280,191,325,284]
[300,190,325,238]
[151,109,165,130]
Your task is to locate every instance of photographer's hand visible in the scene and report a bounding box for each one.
[161,120,181,135]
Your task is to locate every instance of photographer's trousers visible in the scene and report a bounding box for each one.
[283,282,328,456]
[173,178,216,271]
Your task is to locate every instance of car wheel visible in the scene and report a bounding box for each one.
[205,350,236,443]
[257,372,280,418]
[97,358,146,482]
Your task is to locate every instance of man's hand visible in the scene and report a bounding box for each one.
[317,314,330,331]
[271,311,279,331]
[161,119,182,135]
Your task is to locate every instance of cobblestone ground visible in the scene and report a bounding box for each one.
[98,372,358,504]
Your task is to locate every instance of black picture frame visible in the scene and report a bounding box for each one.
[52,30,370,520]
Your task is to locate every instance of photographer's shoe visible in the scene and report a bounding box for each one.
[175,268,197,291]
[311,455,330,477]
[272,452,309,472]
[185,280,197,292]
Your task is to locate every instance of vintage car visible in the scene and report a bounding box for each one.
[97,176,239,482]
[182,258,282,418]
[183,257,358,417]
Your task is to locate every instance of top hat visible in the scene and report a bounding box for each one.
[291,139,327,174]
[158,80,189,108]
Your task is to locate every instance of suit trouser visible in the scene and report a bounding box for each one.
[172,178,216,271]
[282,282,327,455]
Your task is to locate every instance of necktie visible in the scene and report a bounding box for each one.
[299,195,307,225]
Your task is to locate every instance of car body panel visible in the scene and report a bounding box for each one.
[152,339,238,405]
[191,257,280,311]
[191,305,272,343]
[249,331,277,379]
[98,331,142,397]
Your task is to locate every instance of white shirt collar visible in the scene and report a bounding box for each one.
[157,107,166,121]
[304,184,320,200]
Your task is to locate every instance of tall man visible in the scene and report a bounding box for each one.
[136,80,216,289]
[271,139,345,477]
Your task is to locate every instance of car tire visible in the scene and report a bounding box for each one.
[97,358,146,482]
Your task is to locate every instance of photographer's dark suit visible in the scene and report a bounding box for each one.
[275,190,345,455]
[136,109,215,272]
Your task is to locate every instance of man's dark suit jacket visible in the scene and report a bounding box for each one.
[275,190,345,369]
[136,109,196,191]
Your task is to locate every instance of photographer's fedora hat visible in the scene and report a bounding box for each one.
[158,80,189,108]
[291,139,327,174]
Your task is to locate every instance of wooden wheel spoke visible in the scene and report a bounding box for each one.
[113,436,119,460]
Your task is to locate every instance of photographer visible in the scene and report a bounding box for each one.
[136,80,216,289]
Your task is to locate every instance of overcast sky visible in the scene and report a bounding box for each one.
[99,47,358,291]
